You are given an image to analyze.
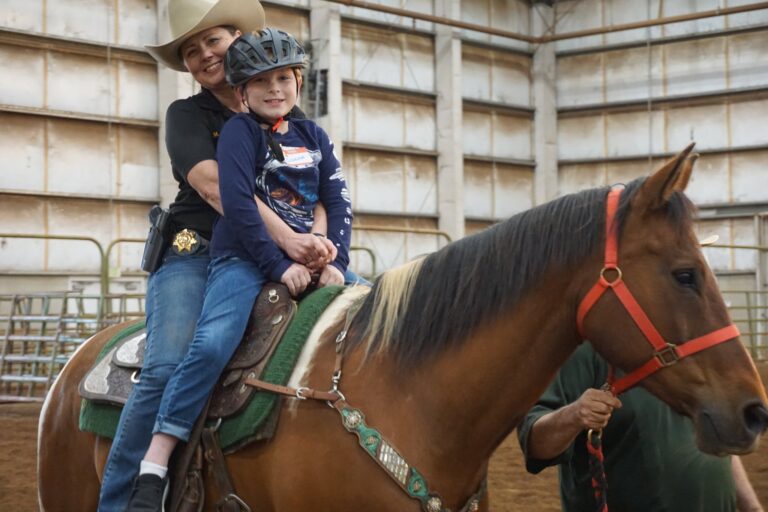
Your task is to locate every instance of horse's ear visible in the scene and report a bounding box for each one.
[636,142,698,211]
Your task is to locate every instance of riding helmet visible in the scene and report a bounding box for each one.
[225,28,306,87]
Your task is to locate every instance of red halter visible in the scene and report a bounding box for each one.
[576,186,740,395]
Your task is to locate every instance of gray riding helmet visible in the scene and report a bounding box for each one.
[225,28,306,87]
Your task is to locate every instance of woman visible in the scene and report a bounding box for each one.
[97,1,333,510]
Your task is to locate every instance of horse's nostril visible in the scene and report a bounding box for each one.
[743,402,768,434]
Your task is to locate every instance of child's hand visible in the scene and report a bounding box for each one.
[317,264,344,288]
[281,233,330,270]
[318,237,338,265]
[281,263,312,296]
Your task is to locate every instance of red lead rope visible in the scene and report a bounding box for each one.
[579,186,741,512]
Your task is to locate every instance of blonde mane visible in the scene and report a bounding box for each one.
[361,257,425,356]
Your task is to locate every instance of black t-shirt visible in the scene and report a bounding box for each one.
[166,88,234,240]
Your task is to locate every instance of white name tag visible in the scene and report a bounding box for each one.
[282,146,315,167]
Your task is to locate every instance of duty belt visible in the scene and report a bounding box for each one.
[171,228,209,255]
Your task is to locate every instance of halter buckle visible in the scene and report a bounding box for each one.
[654,344,679,366]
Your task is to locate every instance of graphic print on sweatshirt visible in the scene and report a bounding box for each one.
[255,145,323,232]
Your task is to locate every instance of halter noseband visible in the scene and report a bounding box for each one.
[576,186,740,395]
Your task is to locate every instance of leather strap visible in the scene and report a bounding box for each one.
[201,428,250,512]
[243,378,339,403]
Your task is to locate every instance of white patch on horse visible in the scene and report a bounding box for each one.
[286,286,370,415]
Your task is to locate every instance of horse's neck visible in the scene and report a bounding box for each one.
[418,277,582,463]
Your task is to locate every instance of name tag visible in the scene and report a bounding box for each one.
[281,146,315,167]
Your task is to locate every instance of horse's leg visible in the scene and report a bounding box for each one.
[37,325,119,512]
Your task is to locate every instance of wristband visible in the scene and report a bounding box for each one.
[312,232,326,238]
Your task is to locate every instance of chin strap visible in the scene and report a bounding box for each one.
[246,110,285,162]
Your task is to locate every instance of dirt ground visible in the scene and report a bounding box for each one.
[3,363,768,511]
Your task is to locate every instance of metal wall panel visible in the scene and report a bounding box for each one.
[556,53,603,107]
[666,104,728,151]
[346,149,436,215]
[118,61,158,120]
[340,0,435,33]
[341,23,434,92]
[685,154,729,205]
[463,109,532,160]
[732,151,768,204]
[118,0,158,47]
[604,111,665,157]
[0,45,45,108]
[665,38,727,96]
[557,115,604,159]
[0,114,158,200]
[552,0,603,51]
[464,161,533,219]
[0,196,46,272]
[699,217,758,272]
[264,4,310,41]
[460,0,530,51]
[662,0,724,38]
[344,90,435,150]
[729,31,768,89]
[118,126,161,199]
[351,215,441,274]
[463,44,531,106]
[0,114,45,192]
[604,46,663,103]
[731,99,768,146]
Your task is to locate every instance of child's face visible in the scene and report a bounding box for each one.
[181,26,240,90]
[242,68,299,123]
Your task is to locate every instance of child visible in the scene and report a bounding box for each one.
[124,28,354,512]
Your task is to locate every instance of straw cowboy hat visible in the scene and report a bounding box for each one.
[145,0,266,72]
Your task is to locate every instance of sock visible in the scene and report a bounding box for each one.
[139,460,168,479]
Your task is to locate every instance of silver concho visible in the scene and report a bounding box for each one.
[426,496,442,512]
[344,410,362,429]
[468,499,480,511]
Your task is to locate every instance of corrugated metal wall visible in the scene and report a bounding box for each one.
[1,0,766,295]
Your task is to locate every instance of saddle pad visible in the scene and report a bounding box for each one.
[79,285,345,451]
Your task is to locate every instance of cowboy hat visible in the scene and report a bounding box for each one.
[145,0,266,72]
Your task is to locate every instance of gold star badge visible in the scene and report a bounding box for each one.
[173,229,198,253]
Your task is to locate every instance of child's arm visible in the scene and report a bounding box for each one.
[216,116,307,289]
[315,128,353,276]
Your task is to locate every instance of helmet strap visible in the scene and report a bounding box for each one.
[246,110,285,162]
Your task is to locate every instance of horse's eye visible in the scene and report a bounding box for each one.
[673,269,696,287]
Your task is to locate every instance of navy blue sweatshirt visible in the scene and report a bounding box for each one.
[212,113,353,281]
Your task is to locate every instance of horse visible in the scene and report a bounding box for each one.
[38,144,768,511]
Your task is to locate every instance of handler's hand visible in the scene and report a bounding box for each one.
[317,264,344,288]
[570,388,622,430]
[281,263,312,297]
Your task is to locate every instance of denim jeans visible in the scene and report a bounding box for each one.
[98,255,365,511]
[153,256,266,438]
[98,248,210,512]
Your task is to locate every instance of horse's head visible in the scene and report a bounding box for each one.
[582,143,768,455]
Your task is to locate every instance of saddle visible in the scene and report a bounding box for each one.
[79,283,296,419]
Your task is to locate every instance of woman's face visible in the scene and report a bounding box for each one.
[180,26,240,90]
[242,68,300,123]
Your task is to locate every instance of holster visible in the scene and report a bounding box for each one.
[141,205,170,273]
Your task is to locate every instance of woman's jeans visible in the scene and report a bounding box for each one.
[98,254,365,511]
[98,248,210,512]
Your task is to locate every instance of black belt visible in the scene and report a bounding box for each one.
[170,228,209,255]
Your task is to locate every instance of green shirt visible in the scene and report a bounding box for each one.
[517,344,736,512]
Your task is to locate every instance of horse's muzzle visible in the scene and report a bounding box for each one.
[743,400,768,436]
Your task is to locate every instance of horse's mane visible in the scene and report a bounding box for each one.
[347,177,697,366]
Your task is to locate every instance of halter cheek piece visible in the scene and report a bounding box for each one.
[576,186,740,395]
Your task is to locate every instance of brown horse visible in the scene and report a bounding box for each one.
[39,145,768,511]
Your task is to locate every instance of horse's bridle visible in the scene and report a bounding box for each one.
[576,186,740,395]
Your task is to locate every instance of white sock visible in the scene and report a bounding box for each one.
[139,460,168,479]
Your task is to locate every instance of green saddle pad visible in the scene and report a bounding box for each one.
[79,285,345,451]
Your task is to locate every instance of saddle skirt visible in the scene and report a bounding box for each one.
[80,283,297,420]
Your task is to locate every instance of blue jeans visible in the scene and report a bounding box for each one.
[98,255,365,511]
[98,248,210,512]
[153,256,266,438]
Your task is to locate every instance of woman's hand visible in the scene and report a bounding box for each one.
[317,264,344,287]
[280,263,312,297]
[281,233,330,270]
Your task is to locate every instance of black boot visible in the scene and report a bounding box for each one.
[124,474,168,512]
